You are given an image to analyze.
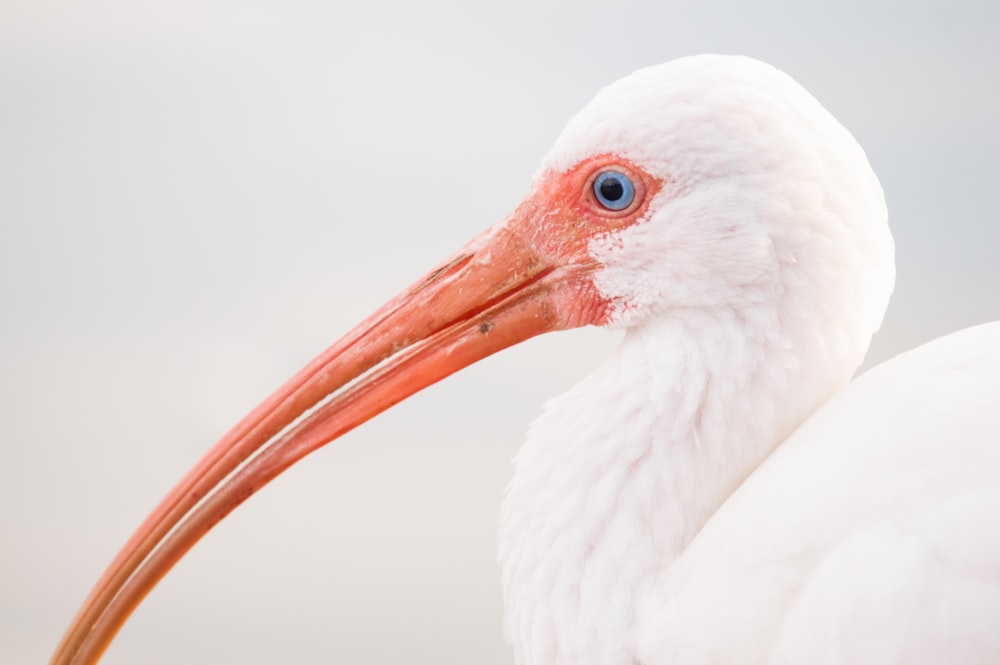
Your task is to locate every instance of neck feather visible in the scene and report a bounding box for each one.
[498,306,855,665]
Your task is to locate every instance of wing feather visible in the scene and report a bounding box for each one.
[636,322,1000,664]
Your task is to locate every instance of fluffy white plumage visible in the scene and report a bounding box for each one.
[499,55,1000,664]
[639,322,1000,665]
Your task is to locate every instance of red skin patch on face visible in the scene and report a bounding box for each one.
[505,154,664,326]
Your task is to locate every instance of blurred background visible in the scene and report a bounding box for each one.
[2,1,998,663]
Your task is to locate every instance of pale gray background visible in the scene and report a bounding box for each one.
[3,1,998,663]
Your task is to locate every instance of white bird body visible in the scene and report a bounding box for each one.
[51,55,1000,665]
[501,323,1000,665]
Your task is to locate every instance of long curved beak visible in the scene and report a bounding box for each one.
[49,203,602,665]
[50,152,660,665]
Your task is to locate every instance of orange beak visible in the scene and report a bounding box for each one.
[51,155,661,665]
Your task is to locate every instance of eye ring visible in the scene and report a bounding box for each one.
[592,170,635,211]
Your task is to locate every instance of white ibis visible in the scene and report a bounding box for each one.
[52,54,1000,665]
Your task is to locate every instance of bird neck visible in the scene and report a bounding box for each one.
[498,307,850,665]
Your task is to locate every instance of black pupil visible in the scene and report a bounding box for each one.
[599,177,624,202]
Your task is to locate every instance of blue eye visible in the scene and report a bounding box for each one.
[592,170,635,211]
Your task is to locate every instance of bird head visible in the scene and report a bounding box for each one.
[542,55,893,344]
